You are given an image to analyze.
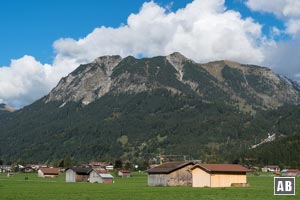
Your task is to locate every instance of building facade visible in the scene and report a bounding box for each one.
[191,164,250,187]
[147,161,194,186]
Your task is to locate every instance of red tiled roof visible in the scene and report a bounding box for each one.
[147,161,194,174]
[192,164,250,173]
[39,168,60,175]
[287,169,300,173]
[119,170,131,173]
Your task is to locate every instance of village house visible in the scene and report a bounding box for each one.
[191,164,250,188]
[88,162,114,171]
[261,165,280,172]
[147,161,195,186]
[0,165,12,173]
[38,167,60,178]
[66,167,93,182]
[281,169,300,177]
[118,170,131,178]
[105,165,114,171]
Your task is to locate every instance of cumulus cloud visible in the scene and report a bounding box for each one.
[246,0,300,37]
[0,0,271,108]
[245,0,300,80]
[54,0,265,64]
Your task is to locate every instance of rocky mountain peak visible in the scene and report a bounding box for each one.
[43,52,300,110]
[166,52,190,81]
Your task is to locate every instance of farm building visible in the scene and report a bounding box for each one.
[118,170,131,178]
[261,165,280,172]
[38,168,60,178]
[147,161,194,186]
[66,168,93,182]
[88,162,111,170]
[191,164,250,188]
[89,170,114,183]
[281,169,300,177]
[99,173,114,184]
[0,165,12,173]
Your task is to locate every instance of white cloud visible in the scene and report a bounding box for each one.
[246,0,300,18]
[0,0,271,108]
[245,0,300,81]
[0,56,51,108]
[246,0,300,37]
[54,0,266,63]
[286,19,300,36]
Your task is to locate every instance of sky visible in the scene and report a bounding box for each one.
[0,0,300,108]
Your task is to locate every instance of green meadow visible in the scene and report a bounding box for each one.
[0,172,297,200]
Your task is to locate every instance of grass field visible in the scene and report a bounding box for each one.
[0,172,298,200]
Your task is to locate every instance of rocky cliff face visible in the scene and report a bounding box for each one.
[45,55,122,106]
[44,52,300,110]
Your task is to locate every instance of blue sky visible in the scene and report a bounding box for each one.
[0,0,286,66]
[0,0,192,66]
[0,0,300,108]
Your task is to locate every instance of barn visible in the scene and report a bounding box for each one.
[89,170,114,183]
[98,173,114,184]
[118,170,131,178]
[38,168,60,178]
[281,169,300,177]
[66,168,93,182]
[147,161,194,186]
[191,164,250,188]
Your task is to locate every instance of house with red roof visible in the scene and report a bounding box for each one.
[118,170,131,178]
[38,167,60,178]
[281,169,300,177]
[191,164,250,187]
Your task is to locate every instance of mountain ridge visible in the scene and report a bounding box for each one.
[0,52,300,165]
[0,103,16,113]
[44,52,300,111]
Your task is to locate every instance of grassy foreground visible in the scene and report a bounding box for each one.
[0,172,297,200]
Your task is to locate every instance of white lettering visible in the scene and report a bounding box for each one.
[285,181,292,191]
[277,181,284,191]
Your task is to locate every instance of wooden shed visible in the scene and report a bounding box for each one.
[89,170,114,183]
[191,164,250,188]
[147,161,194,186]
[118,170,131,178]
[66,168,93,182]
[38,168,60,178]
[99,173,114,184]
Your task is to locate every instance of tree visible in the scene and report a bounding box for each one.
[114,160,123,169]
[64,156,72,168]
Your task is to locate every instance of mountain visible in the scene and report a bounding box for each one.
[0,103,16,114]
[0,53,299,165]
[45,52,300,111]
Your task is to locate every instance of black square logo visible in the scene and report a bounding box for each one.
[274,177,295,195]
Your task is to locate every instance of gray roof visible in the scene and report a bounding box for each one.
[147,161,194,174]
[99,173,114,179]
